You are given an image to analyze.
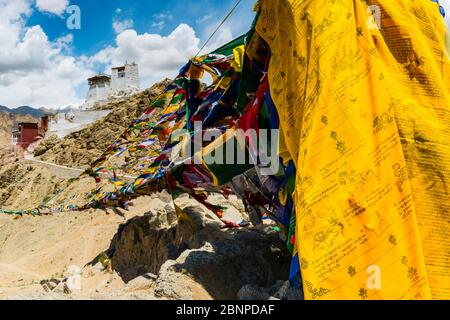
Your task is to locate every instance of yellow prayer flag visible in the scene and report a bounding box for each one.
[257,0,450,300]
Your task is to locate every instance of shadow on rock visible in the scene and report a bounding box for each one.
[105,194,293,299]
[154,229,291,300]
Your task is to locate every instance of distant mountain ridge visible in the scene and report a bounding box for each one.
[0,105,45,118]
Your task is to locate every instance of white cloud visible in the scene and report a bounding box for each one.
[151,21,165,30]
[0,1,240,109]
[54,33,73,53]
[196,15,212,24]
[197,20,234,56]
[112,19,134,34]
[153,13,173,21]
[91,24,201,88]
[151,12,173,31]
[0,0,92,109]
[35,0,68,16]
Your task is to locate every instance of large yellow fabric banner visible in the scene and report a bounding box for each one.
[257,0,450,299]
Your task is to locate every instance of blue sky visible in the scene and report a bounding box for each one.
[0,0,256,109]
[28,0,256,58]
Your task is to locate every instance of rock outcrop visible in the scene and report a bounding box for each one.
[33,135,61,157]
[0,79,301,300]
[106,192,293,300]
[0,160,65,209]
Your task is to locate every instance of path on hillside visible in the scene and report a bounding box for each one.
[23,158,136,181]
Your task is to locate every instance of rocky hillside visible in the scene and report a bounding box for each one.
[0,157,65,210]
[35,80,171,168]
[0,80,171,211]
[0,143,299,300]
[0,192,298,300]
[0,79,300,300]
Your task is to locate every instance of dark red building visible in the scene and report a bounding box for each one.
[12,122,39,150]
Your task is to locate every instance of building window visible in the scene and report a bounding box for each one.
[118,72,125,78]
[12,133,19,145]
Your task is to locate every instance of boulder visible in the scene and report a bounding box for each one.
[108,192,292,300]
[154,229,291,300]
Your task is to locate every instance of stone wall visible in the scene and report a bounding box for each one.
[48,110,112,138]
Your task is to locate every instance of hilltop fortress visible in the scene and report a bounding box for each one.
[46,62,140,138]
[83,62,140,110]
